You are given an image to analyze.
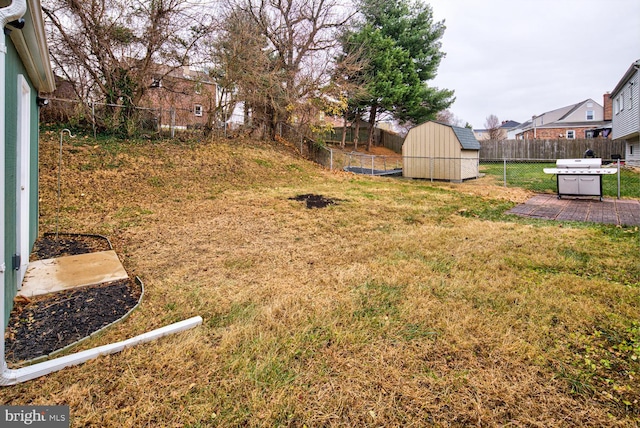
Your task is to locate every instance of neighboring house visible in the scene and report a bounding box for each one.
[402,121,481,182]
[141,63,218,130]
[1,1,55,327]
[474,120,520,140]
[513,96,612,140]
[40,75,78,124]
[610,59,640,166]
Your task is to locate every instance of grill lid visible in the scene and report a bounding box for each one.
[556,158,602,168]
[543,158,617,175]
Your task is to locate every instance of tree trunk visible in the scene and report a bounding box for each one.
[366,104,377,151]
[341,112,348,149]
[354,116,360,151]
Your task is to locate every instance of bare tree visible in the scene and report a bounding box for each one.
[484,114,504,140]
[436,109,464,127]
[43,0,214,134]
[231,0,356,138]
[208,7,278,135]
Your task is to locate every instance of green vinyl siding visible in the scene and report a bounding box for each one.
[4,37,40,328]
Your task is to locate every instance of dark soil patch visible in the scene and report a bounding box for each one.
[5,279,141,364]
[5,234,140,365]
[30,233,112,260]
[290,194,340,209]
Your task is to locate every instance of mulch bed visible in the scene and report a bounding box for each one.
[4,234,141,365]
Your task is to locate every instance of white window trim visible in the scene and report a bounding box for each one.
[586,110,594,121]
[194,104,203,117]
[566,130,575,139]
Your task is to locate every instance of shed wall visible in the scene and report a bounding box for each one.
[402,122,479,181]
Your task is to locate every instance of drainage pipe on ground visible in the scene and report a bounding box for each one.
[1,316,202,385]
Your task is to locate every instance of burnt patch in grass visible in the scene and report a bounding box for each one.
[289,194,341,209]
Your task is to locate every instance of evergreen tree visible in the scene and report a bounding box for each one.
[346,0,455,149]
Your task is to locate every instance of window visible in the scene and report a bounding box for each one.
[585,130,594,138]
[195,82,202,94]
[151,77,162,88]
[586,110,594,120]
[630,81,634,108]
[615,96,621,114]
[621,91,625,111]
[566,130,575,139]
[631,145,635,155]
[194,104,203,116]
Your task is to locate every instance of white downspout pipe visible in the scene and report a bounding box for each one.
[1,2,202,385]
[0,316,202,385]
[1,0,29,383]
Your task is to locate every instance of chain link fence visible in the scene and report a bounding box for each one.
[40,99,640,199]
[307,144,640,198]
[480,159,640,199]
[41,98,245,139]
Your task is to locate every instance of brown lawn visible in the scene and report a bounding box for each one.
[1,131,639,427]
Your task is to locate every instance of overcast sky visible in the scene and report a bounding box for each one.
[427,0,640,129]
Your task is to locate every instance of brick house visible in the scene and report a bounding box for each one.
[140,64,217,130]
[513,95,612,140]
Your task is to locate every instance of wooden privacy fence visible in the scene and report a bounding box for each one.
[318,126,405,153]
[480,139,626,160]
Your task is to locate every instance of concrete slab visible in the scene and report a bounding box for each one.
[18,250,129,298]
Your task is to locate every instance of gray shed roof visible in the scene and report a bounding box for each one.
[451,125,481,150]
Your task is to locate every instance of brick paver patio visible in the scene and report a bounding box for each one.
[508,194,640,226]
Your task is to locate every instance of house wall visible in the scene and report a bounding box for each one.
[559,100,603,123]
[141,74,216,129]
[402,122,479,181]
[611,69,639,141]
[3,38,39,327]
[517,126,606,140]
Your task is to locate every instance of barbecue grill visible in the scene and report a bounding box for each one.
[543,158,616,201]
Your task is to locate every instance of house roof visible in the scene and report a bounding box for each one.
[451,125,481,150]
[514,98,605,134]
[611,59,640,96]
[6,0,56,92]
[500,120,520,129]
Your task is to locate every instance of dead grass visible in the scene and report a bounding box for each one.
[2,130,639,426]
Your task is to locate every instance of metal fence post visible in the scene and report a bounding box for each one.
[430,157,434,182]
[371,155,374,175]
[617,159,621,199]
[170,108,175,139]
[91,102,96,139]
[503,159,507,187]
[330,147,333,170]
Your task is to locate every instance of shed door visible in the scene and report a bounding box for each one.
[16,75,31,286]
